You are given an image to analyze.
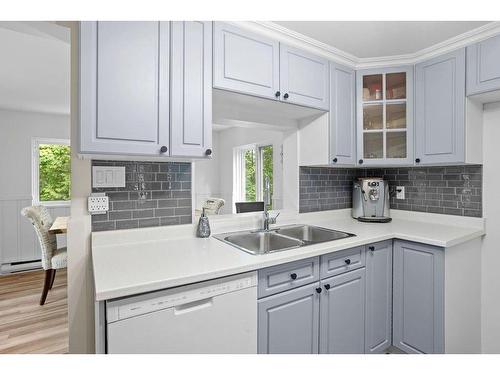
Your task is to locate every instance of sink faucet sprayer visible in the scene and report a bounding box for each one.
[263,176,280,231]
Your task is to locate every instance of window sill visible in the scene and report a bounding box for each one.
[35,201,71,208]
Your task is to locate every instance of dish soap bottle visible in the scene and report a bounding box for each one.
[197,208,211,238]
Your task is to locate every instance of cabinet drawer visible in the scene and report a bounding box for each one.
[258,257,319,298]
[320,246,365,278]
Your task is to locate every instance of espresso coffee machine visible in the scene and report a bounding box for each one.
[352,178,392,223]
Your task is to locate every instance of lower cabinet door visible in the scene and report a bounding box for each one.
[365,241,393,353]
[319,268,366,354]
[393,240,444,354]
[258,282,320,354]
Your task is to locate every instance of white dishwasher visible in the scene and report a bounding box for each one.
[106,272,257,354]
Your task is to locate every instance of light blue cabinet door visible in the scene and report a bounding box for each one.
[330,62,356,165]
[170,21,212,158]
[365,241,392,354]
[319,268,365,354]
[79,21,170,156]
[280,45,330,110]
[467,33,500,96]
[213,22,279,100]
[258,282,320,354]
[415,49,465,164]
[393,240,444,354]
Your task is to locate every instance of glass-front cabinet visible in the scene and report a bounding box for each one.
[356,66,413,165]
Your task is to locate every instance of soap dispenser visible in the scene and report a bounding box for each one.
[197,208,211,238]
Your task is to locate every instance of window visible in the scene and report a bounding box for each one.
[234,144,273,211]
[32,138,71,206]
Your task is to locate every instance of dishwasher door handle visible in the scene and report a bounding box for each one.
[173,297,213,315]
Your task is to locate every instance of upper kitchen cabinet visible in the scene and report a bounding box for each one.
[298,62,354,167]
[79,21,170,156]
[279,45,330,110]
[330,62,356,165]
[213,23,280,100]
[80,21,212,159]
[213,22,329,111]
[415,49,466,165]
[467,33,500,96]
[356,66,414,166]
[170,21,213,158]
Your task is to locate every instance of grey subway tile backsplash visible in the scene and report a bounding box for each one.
[91,161,192,232]
[299,165,482,218]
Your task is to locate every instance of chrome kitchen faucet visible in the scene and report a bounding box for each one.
[262,176,280,231]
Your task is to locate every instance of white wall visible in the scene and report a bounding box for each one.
[481,101,500,353]
[0,109,70,269]
[0,108,70,199]
[60,21,94,354]
[0,23,70,115]
[193,131,221,209]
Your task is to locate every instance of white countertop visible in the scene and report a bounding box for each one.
[92,209,485,301]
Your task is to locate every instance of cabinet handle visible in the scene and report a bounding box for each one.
[283,93,289,99]
[290,273,297,280]
[315,287,322,294]
[275,91,281,98]
[415,158,421,163]
[324,284,331,291]
[205,149,212,156]
[332,158,338,163]
[344,259,351,265]
[160,146,168,154]
[358,159,364,165]
[369,246,375,252]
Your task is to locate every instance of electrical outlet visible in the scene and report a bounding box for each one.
[396,186,405,200]
[88,193,109,215]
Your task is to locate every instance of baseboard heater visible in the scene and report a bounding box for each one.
[0,259,42,274]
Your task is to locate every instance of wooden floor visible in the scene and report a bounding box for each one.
[0,269,68,354]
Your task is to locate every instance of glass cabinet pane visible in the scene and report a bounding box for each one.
[386,72,406,100]
[363,104,383,130]
[386,103,406,129]
[363,74,383,101]
[386,132,407,158]
[363,132,383,159]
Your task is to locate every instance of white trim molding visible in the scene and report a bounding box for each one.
[231,21,500,69]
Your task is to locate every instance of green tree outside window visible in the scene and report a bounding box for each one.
[243,145,273,208]
[261,145,273,210]
[244,149,256,202]
[39,144,71,202]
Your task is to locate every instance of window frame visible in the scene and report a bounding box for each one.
[233,143,273,213]
[31,137,71,207]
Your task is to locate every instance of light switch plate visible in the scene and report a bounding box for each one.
[396,186,405,200]
[92,166,126,188]
[88,193,109,215]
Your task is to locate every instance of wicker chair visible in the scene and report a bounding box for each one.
[21,206,67,305]
[201,198,225,215]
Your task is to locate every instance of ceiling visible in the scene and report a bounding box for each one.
[273,21,491,58]
[0,22,70,115]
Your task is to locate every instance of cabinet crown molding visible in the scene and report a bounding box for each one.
[234,21,500,69]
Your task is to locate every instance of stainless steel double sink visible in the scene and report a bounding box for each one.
[214,224,355,255]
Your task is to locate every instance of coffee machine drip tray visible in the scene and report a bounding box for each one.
[357,216,392,223]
